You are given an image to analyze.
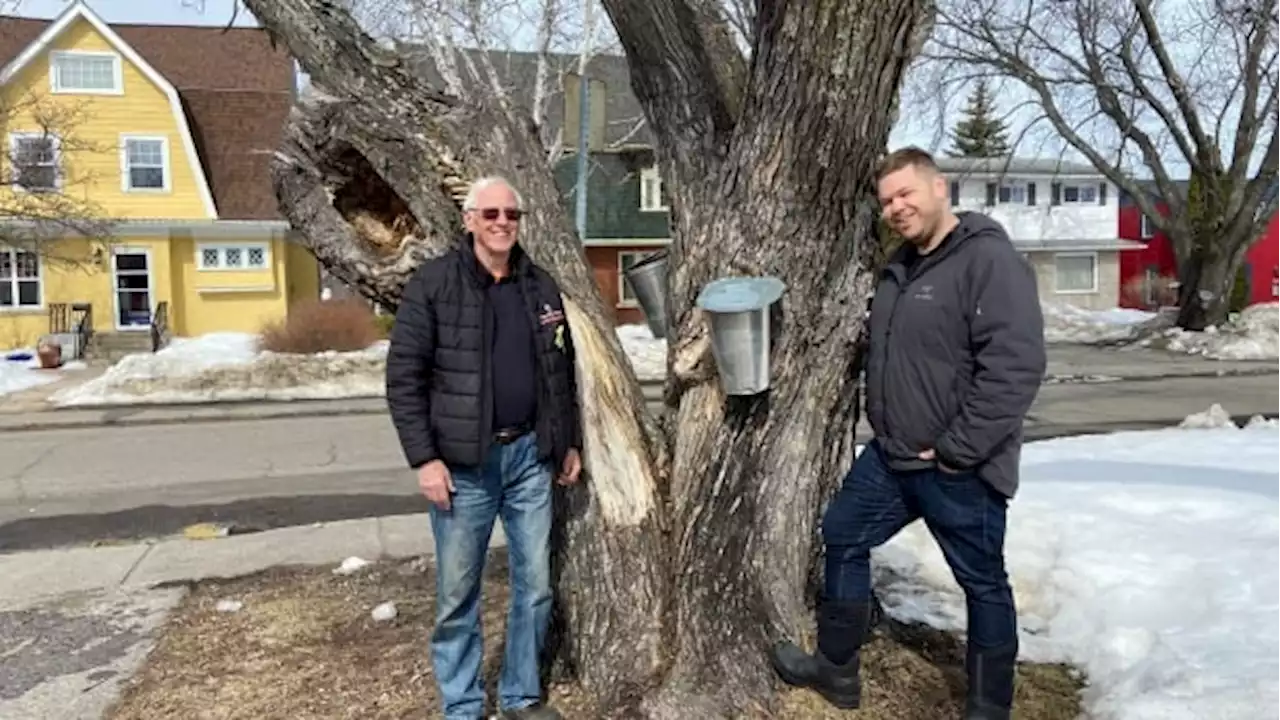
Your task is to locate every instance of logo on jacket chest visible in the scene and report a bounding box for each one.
[538,303,567,351]
[912,284,935,301]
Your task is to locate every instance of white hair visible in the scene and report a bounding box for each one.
[463,176,524,211]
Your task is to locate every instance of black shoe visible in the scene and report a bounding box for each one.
[964,640,1018,720]
[500,703,562,720]
[769,599,873,710]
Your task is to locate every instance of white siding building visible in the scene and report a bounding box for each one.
[937,157,1143,310]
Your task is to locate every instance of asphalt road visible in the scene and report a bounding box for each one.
[0,372,1275,552]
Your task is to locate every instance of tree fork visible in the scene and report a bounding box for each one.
[241,0,932,715]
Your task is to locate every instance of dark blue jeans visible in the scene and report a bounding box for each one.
[822,439,1016,651]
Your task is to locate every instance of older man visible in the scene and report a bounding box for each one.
[771,147,1046,720]
[386,176,583,720]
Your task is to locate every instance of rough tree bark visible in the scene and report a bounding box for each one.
[240,0,932,716]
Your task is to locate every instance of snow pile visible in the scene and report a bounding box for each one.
[873,415,1279,720]
[51,325,671,407]
[1155,302,1279,361]
[1042,303,1158,344]
[616,323,666,380]
[51,332,389,407]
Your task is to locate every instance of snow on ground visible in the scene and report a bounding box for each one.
[1155,302,1279,361]
[51,333,389,407]
[1042,303,1158,344]
[0,348,87,398]
[50,325,672,406]
[616,323,666,380]
[872,411,1279,720]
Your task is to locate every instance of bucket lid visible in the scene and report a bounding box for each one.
[696,276,786,313]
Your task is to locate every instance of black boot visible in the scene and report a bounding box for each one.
[769,599,873,710]
[964,640,1018,720]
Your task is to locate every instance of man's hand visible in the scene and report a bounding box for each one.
[558,448,582,486]
[919,448,962,474]
[417,460,454,509]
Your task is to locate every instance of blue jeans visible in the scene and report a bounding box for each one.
[429,432,554,719]
[822,440,1016,651]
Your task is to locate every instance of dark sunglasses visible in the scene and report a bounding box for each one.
[476,207,523,221]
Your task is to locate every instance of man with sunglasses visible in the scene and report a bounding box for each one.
[386,176,582,720]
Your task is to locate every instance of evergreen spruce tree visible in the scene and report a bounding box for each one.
[948,79,1012,157]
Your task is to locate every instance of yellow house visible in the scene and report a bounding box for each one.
[0,2,319,354]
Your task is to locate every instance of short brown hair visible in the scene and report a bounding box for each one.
[876,146,940,181]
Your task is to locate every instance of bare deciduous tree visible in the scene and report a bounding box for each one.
[237,0,931,715]
[927,0,1278,330]
[0,92,114,267]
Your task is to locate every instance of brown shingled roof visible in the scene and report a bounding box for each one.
[0,13,295,219]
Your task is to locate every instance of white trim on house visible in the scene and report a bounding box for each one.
[0,246,43,311]
[196,240,272,272]
[8,131,62,193]
[109,246,154,331]
[119,134,171,193]
[639,166,667,212]
[1052,251,1099,295]
[1140,213,1154,239]
[48,49,123,95]
[617,250,648,308]
[0,3,219,218]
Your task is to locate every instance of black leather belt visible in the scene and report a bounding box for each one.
[493,423,531,444]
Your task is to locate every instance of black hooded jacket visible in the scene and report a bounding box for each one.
[385,236,582,470]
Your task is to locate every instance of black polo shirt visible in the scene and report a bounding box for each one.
[487,275,538,430]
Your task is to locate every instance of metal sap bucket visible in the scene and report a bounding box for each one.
[623,249,669,338]
[695,276,786,395]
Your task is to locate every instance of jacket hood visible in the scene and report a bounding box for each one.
[885,210,1005,275]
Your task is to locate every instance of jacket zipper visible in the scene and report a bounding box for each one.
[878,273,907,442]
[479,285,494,457]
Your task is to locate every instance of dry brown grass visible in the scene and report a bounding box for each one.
[108,551,1083,720]
[259,298,380,355]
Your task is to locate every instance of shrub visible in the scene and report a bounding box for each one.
[259,298,379,354]
[373,312,395,338]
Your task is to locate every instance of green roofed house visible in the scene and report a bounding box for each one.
[400,46,670,326]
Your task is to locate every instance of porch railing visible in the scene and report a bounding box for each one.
[150,301,171,352]
[47,302,93,359]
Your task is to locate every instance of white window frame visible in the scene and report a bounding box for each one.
[8,132,61,193]
[1053,251,1099,294]
[639,166,668,212]
[49,50,123,95]
[1060,183,1099,204]
[0,247,43,310]
[1140,213,1155,238]
[119,134,171,193]
[996,181,1028,205]
[617,251,646,307]
[196,241,272,272]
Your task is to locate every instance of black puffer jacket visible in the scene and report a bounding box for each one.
[385,236,582,470]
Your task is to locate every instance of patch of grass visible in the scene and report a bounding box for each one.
[107,551,1084,719]
[259,297,379,355]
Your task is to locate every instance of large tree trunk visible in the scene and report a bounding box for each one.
[242,0,932,716]
[1173,233,1248,330]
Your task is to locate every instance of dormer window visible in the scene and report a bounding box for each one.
[50,50,122,94]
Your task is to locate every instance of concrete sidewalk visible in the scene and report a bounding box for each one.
[0,513,504,610]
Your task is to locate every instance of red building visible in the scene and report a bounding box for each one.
[1117,184,1279,310]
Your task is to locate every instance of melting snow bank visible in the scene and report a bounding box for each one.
[1156,302,1279,360]
[1,347,87,397]
[50,326,672,407]
[872,415,1279,720]
[51,333,389,407]
[1043,303,1158,344]
[1045,302,1279,361]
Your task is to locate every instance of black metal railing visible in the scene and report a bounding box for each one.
[47,302,94,359]
[150,301,170,352]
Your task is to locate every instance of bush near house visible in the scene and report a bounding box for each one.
[259,298,379,354]
[373,313,395,338]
